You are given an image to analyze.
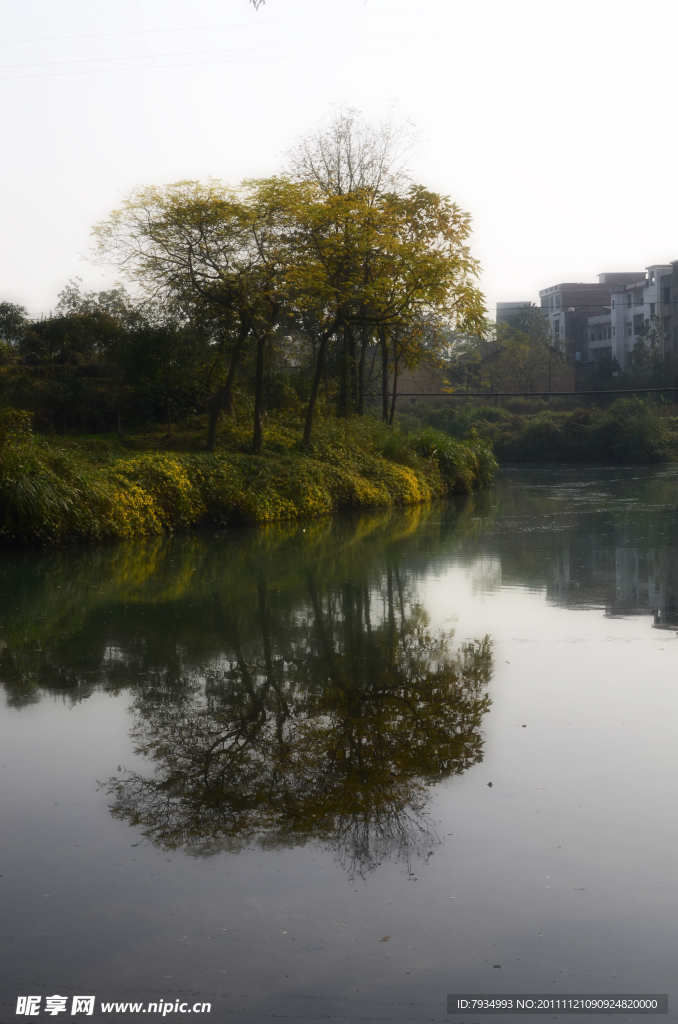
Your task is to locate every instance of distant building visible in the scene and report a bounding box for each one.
[499,261,678,367]
[495,301,534,324]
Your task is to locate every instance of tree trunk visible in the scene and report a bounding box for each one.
[206,324,250,452]
[357,328,368,415]
[548,346,552,393]
[166,393,172,437]
[206,393,226,452]
[348,324,358,414]
[388,353,400,425]
[338,326,349,418]
[253,332,266,453]
[303,325,336,446]
[380,328,389,422]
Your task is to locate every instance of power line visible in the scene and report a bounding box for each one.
[0,1,562,48]
[0,12,645,82]
[390,388,678,396]
[0,23,567,74]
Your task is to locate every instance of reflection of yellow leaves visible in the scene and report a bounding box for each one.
[106,607,492,875]
[0,492,498,719]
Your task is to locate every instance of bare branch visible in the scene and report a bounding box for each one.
[286,105,418,200]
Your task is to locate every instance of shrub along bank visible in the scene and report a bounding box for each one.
[0,411,496,545]
[399,397,678,464]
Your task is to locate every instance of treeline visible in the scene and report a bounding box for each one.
[0,111,486,449]
[445,306,574,394]
[0,286,209,437]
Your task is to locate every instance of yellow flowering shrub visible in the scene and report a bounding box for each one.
[0,414,496,545]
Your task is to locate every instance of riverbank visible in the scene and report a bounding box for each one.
[0,413,496,544]
[398,396,678,463]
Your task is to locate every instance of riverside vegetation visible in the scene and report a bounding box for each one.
[399,395,678,464]
[0,408,495,544]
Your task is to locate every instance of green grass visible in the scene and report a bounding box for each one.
[0,413,496,545]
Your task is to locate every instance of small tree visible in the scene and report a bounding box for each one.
[0,302,29,363]
[625,314,664,382]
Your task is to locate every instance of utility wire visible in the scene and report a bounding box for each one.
[0,10,648,81]
[0,22,590,73]
[390,388,678,396]
[0,0,571,48]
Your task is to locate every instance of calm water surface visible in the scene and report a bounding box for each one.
[1,466,676,1023]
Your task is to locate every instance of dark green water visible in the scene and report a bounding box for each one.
[1,467,676,1022]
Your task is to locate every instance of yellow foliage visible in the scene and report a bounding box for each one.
[0,418,495,545]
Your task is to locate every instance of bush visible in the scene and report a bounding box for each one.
[597,398,674,463]
[0,409,32,444]
[408,396,678,464]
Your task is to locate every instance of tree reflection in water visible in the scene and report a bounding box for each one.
[107,572,492,878]
[0,504,494,877]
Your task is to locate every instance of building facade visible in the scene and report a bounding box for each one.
[501,261,678,368]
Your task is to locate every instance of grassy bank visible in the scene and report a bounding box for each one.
[397,396,678,464]
[0,411,496,544]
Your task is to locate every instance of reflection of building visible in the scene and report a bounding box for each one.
[545,530,678,629]
[475,476,678,630]
[611,546,661,618]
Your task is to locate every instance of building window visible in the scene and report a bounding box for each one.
[613,326,616,336]
[627,294,633,307]
[650,303,655,316]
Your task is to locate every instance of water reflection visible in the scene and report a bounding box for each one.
[0,505,493,877]
[108,598,490,876]
[3,467,678,873]
[472,468,678,626]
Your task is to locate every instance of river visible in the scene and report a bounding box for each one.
[0,466,676,1022]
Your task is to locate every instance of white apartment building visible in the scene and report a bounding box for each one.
[501,261,677,368]
[585,265,674,367]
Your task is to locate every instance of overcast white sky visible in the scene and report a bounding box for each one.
[2,0,677,318]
